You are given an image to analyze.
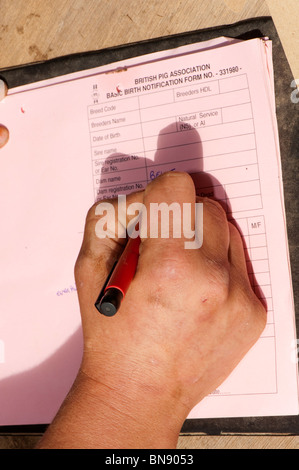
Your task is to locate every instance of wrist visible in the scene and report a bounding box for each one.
[76,358,187,448]
[37,357,189,449]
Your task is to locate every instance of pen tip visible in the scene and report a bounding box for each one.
[95,288,123,317]
[99,302,118,316]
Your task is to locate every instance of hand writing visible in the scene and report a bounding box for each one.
[37,171,266,449]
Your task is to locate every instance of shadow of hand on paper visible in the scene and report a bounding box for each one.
[95,121,231,212]
[0,328,83,427]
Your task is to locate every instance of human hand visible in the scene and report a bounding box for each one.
[77,171,266,445]
[0,79,9,148]
[38,171,266,449]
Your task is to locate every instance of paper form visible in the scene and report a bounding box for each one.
[0,37,298,425]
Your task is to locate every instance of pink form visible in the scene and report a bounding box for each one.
[0,37,297,424]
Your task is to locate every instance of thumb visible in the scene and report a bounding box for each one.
[75,191,144,309]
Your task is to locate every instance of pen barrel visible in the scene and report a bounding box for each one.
[105,236,141,296]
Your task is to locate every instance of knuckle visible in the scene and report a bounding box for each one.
[137,245,194,307]
[147,244,192,281]
[250,297,267,334]
[233,286,267,341]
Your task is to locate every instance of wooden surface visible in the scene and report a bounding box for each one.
[0,0,297,78]
[0,0,298,449]
[0,432,298,450]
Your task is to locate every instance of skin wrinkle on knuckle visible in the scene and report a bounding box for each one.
[78,198,128,263]
[77,246,108,266]
[74,238,121,291]
[79,236,122,261]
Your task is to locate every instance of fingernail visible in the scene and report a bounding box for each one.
[0,125,9,148]
[0,79,8,101]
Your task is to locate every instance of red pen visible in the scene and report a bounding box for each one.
[95,235,141,316]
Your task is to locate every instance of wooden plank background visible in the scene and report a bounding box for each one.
[0,0,298,449]
[0,0,298,78]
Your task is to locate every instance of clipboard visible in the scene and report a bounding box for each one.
[0,16,298,436]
